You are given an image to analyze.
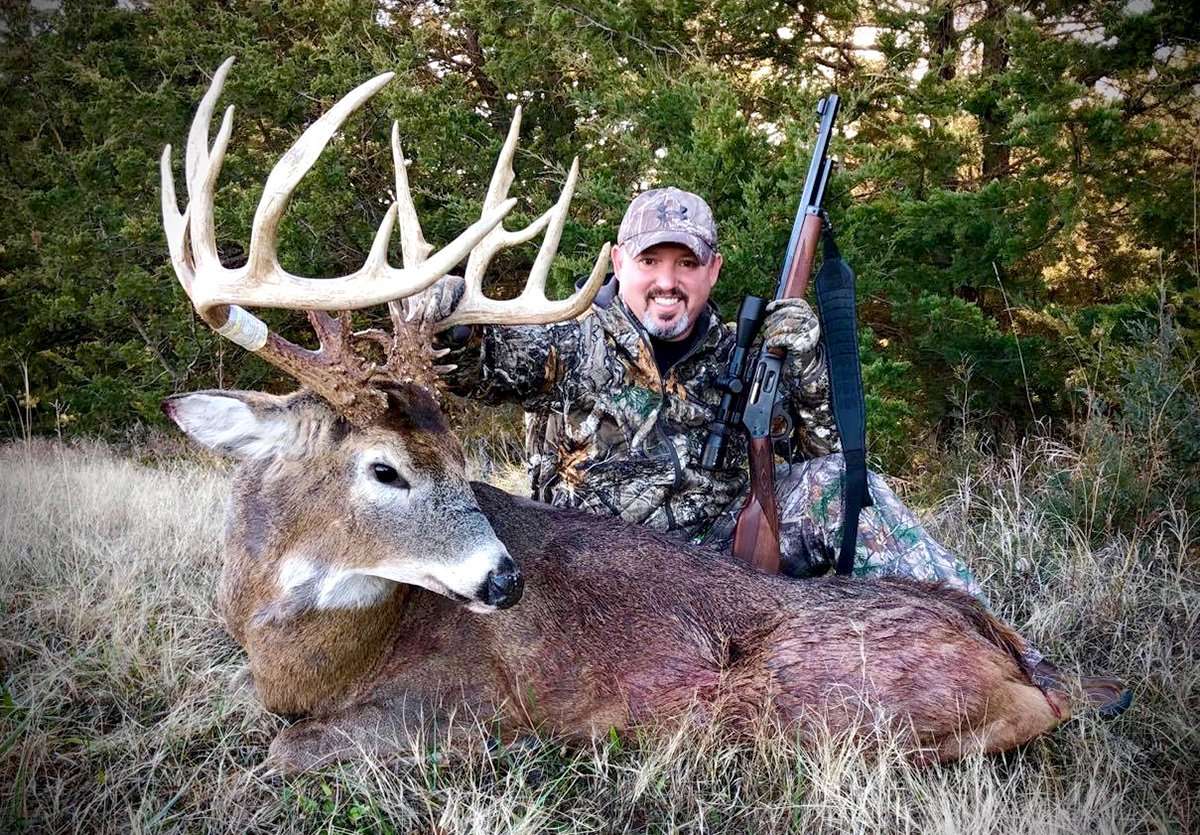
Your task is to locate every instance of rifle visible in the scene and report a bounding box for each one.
[700,95,841,573]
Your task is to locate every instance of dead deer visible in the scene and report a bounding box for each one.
[160,59,1069,773]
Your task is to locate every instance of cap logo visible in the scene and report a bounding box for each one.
[657,202,689,225]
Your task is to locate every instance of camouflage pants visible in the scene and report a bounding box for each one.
[699,453,985,601]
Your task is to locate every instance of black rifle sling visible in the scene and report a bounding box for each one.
[813,228,872,576]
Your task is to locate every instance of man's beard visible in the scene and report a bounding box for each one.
[641,292,691,339]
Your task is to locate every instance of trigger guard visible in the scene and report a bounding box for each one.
[769,408,792,441]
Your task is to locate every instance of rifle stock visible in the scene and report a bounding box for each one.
[732,437,782,572]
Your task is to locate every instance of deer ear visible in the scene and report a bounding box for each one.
[162,391,292,459]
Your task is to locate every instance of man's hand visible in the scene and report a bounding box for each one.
[762,298,820,360]
[416,275,465,326]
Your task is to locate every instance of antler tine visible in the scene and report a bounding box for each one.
[160,145,194,299]
[520,157,578,301]
[191,105,236,275]
[440,157,609,329]
[483,106,522,212]
[185,58,236,275]
[185,57,235,200]
[244,70,396,276]
[461,106,559,288]
[391,122,432,328]
[391,122,433,268]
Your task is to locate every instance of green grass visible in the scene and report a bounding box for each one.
[0,436,1196,833]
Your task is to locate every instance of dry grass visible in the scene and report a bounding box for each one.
[1,436,1196,834]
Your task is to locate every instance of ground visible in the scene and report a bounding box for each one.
[1,437,1196,834]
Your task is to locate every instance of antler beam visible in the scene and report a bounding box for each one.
[163,57,516,319]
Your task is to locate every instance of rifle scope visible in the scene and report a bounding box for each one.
[700,295,767,470]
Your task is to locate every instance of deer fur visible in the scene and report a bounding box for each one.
[165,385,1069,773]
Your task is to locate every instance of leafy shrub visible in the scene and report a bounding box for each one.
[1048,299,1200,540]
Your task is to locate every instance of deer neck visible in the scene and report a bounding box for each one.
[242,575,417,717]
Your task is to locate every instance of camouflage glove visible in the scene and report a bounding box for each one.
[764,297,838,456]
[419,274,466,327]
[762,298,821,372]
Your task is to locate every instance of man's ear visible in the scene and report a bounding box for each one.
[613,244,634,309]
[162,390,292,459]
[705,251,723,291]
[610,243,626,278]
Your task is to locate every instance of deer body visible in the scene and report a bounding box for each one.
[172,391,1066,773]
[161,62,1067,773]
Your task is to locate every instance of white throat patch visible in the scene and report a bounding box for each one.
[275,556,393,612]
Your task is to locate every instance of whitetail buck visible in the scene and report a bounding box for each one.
[160,59,1069,773]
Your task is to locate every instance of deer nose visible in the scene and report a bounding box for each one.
[482,556,523,609]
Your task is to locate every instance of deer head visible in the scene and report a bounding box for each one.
[160,58,609,617]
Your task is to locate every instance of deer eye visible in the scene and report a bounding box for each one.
[372,463,409,488]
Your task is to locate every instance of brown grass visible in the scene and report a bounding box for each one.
[1,436,1196,833]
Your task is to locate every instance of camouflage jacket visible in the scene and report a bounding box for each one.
[442,278,840,542]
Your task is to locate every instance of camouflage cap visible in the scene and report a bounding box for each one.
[617,187,718,265]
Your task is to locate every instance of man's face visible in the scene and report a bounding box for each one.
[614,242,723,341]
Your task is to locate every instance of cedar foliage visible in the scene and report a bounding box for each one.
[2,1,1197,478]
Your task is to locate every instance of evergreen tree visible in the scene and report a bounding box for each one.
[2,0,1196,472]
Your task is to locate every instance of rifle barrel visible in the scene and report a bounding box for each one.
[774,94,840,301]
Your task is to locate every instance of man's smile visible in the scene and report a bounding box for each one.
[648,292,687,313]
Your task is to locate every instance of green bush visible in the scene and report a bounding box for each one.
[1048,300,1200,539]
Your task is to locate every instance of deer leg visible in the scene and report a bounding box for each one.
[266,697,479,774]
[923,679,1070,763]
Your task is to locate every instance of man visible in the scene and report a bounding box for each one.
[435,187,1130,715]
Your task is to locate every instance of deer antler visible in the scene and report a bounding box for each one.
[391,108,609,330]
[161,58,608,424]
